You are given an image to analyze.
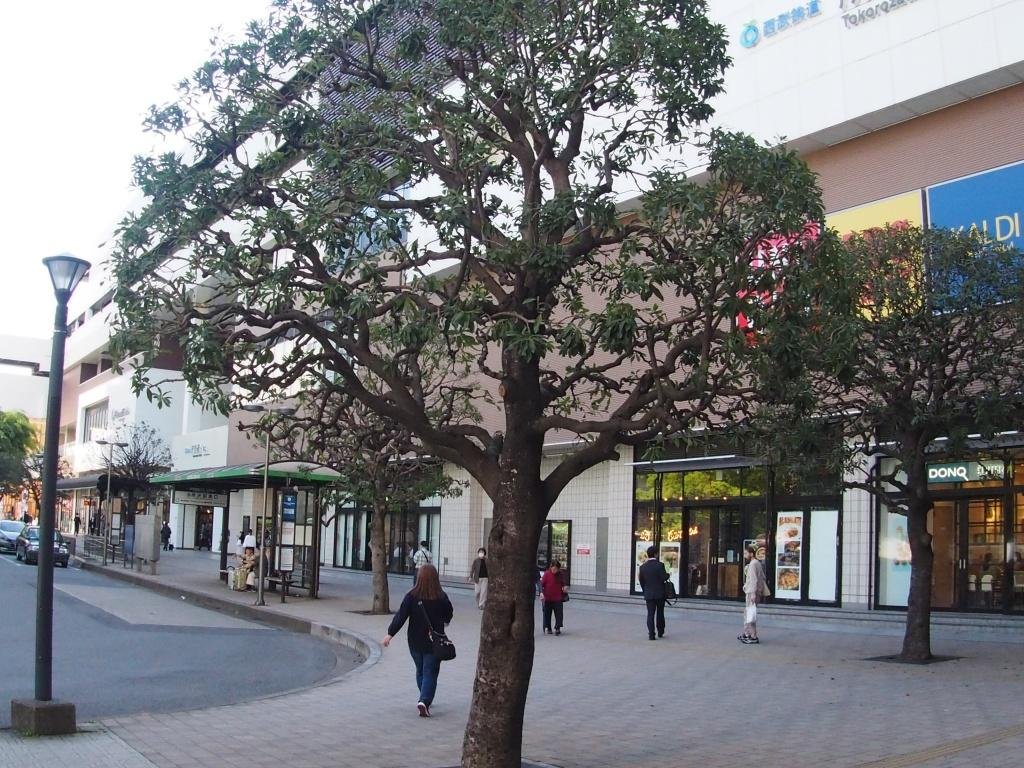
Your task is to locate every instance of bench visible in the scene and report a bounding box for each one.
[266,574,293,603]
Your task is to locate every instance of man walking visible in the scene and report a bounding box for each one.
[412,540,433,577]
[161,521,172,551]
[73,514,82,535]
[638,545,669,641]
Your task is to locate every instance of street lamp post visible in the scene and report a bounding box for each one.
[96,439,128,566]
[241,404,295,606]
[11,254,90,736]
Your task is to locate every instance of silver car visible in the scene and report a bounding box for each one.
[0,520,22,554]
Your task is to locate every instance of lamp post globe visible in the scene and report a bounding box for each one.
[11,254,90,736]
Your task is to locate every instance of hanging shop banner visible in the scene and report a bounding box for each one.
[774,511,804,599]
[927,161,1024,251]
[826,190,924,237]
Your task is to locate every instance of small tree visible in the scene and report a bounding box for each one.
[271,388,462,613]
[784,225,1024,661]
[106,422,172,523]
[0,410,36,490]
[112,2,838,763]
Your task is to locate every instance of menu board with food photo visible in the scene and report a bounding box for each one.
[774,511,804,600]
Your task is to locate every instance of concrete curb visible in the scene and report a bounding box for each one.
[74,557,383,679]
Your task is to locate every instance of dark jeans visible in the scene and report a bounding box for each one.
[542,599,564,631]
[410,649,441,706]
[646,598,666,637]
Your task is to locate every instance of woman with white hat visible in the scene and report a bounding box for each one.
[235,534,258,591]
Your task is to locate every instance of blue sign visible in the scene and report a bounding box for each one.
[739,1,821,48]
[927,161,1024,250]
[281,493,297,523]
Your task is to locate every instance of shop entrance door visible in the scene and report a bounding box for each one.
[537,521,571,583]
[194,507,214,551]
[931,497,1005,611]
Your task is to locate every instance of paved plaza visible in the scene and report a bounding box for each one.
[3,551,1023,768]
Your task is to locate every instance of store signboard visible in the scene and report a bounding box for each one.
[926,460,1004,484]
[172,489,229,507]
[927,161,1024,251]
[826,190,924,236]
[775,511,804,600]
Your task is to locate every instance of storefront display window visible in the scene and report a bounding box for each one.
[685,468,742,499]
[877,505,912,607]
[807,508,839,602]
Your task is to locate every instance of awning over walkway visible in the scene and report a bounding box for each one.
[627,454,765,473]
[150,462,340,490]
[55,473,148,494]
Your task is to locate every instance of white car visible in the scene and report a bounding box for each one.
[0,520,23,554]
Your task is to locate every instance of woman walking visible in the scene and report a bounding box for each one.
[470,547,489,609]
[740,545,770,644]
[382,564,454,717]
[540,560,568,635]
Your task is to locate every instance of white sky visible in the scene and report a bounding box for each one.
[0,0,273,339]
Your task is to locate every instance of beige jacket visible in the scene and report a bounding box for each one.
[743,557,767,597]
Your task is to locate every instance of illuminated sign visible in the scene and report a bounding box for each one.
[926,461,1004,484]
[927,161,1024,250]
[840,0,922,30]
[827,190,924,236]
[738,1,822,48]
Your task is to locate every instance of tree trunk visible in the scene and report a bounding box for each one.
[370,501,390,614]
[901,496,934,661]
[462,436,546,768]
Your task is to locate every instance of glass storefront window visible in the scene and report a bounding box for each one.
[877,505,912,607]
[742,467,768,496]
[635,474,656,502]
[684,469,742,500]
[661,473,683,502]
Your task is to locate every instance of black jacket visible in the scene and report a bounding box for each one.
[387,591,454,653]
[638,557,669,601]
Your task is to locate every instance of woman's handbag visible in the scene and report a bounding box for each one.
[418,601,456,661]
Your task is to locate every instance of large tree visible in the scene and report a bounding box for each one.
[111,1,837,764]
[778,224,1024,662]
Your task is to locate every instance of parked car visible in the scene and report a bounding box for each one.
[15,526,69,567]
[0,520,22,554]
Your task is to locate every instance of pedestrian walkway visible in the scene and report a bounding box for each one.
[8,549,1024,768]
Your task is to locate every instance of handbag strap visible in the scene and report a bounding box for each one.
[417,600,438,634]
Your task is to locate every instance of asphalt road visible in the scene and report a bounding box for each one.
[0,553,355,727]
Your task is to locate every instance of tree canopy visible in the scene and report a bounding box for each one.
[110,2,841,765]
[776,224,1024,660]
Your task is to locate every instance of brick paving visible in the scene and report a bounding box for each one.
[5,551,1024,767]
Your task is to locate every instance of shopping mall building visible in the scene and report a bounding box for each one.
[320,0,1024,617]
[83,1,1024,619]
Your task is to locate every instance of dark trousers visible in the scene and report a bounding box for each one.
[542,599,563,631]
[646,598,666,638]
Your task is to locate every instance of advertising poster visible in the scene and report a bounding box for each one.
[659,541,681,594]
[775,511,804,600]
[878,509,912,606]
